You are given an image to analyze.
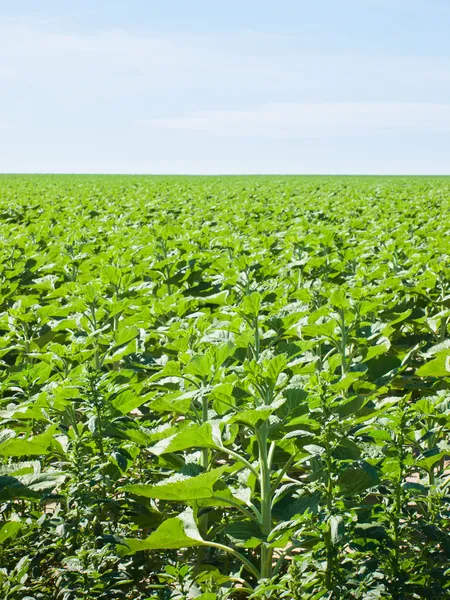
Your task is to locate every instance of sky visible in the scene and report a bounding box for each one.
[1,0,450,174]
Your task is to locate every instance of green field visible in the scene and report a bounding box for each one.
[2,175,450,599]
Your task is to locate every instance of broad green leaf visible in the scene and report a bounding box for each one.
[302,321,336,340]
[0,403,49,421]
[363,341,391,362]
[123,466,230,501]
[112,389,154,414]
[416,451,446,471]
[416,353,450,377]
[0,426,57,457]
[119,508,204,553]
[0,472,66,500]
[0,521,22,544]
[228,407,276,428]
[338,461,379,495]
[185,353,214,379]
[149,392,192,415]
[241,292,261,318]
[150,422,222,455]
[224,520,263,548]
[330,288,350,309]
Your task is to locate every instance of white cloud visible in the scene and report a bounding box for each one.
[1,18,449,102]
[0,15,449,174]
[0,21,193,76]
[137,103,450,138]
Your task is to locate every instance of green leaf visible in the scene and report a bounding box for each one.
[114,326,139,348]
[0,472,66,500]
[149,392,192,415]
[330,288,350,310]
[0,403,49,421]
[363,341,390,362]
[272,491,320,520]
[332,439,361,461]
[338,461,379,495]
[330,515,345,545]
[229,405,282,428]
[333,395,367,418]
[104,422,153,446]
[241,292,261,318]
[416,450,446,471]
[119,508,204,553]
[332,372,364,391]
[198,290,229,306]
[185,354,214,379]
[353,523,390,541]
[0,426,57,457]
[123,466,230,501]
[417,353,450,377]
[0,521,22,544]
[149,422,222,455]
[112,389,154,414]
[302,321,336,340]
[264,354,288,385]
[224,520,263,548]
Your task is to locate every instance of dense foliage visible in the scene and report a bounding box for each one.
[1,175,450,599]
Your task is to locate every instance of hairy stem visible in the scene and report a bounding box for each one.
[258,423,273,580]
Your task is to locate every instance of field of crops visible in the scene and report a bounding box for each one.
[1,175,450,599]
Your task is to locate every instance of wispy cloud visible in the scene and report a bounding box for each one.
[42,10,97,24]
[0,9,449,174]
[137,103,450,138]
[0,10,97,27]
[0,17,449,106]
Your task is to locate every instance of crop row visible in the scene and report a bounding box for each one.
[1,175,450,599]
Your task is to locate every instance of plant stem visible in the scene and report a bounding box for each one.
[90,300,101,370]
[254,316,260,360]
[391,399,406,592]
[439,316,447,342]
[199,394,210,543]
[340,308,347,378]
[428,420,436,486]
[220,446,260,479]
[440,275,447,342]
[322,394,336,590]
[271,455,295,495]
[96,404,105,459]
[201,395,209,470]
[211,496,260,523]
[206,541,260,579]
[258,423,273,580]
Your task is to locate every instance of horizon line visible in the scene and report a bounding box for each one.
[1,172,450,177]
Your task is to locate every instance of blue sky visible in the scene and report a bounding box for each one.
[1,0,450,174]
